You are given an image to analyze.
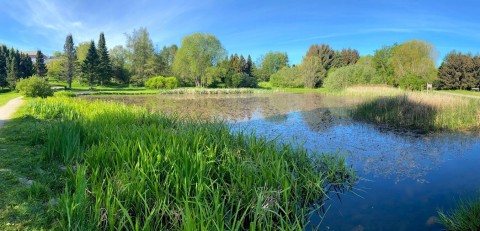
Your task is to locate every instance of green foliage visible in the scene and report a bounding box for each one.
[97,32,112,85]
[300,56,326,88]
[109,45,130,84]
[26,97,355,230]
[390,40,437,87]
[204,66,226,87]
[270,66,303,88]
[16,75,53,98]
[339,48,360,66]
[145,76,178,89]
[145,76,165,89]
[438,195,480,230]
[323,63,377,90]
[53,91,76,97]
[46,58,64,80]
[164,77,178,89]
[81,41,99,90]
[257,52,288,81]
[372,45,396,85]
[0,46,7,88]
[438,51,480,90]
[173,33,226,87]
[226,72,257,88]
[126,27,154,85]
[63,34,77,89]
[35,50,48,77]
[7,56,19,89]
[397,74,428,90]
[305,44,336,71]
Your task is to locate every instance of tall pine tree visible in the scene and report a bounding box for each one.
[63,34,77,89]
[97,32,112,85]
[35,50,48,77]
[0,46,7,88]
[81,41,99,90]
[7,56,19,89]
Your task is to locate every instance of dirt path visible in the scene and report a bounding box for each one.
[0,97,25,128]
[434,91,480,99]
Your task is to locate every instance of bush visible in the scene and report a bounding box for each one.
[323,63,377,91]
[270,66,303,88]
[145,76,165,89]
[16,75,53,98]
[164,77,178,89]
[53,91,76,98]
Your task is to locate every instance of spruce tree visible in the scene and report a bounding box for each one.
[246,55,253,76]
[0,47,7,88]
[35,50,48,77]
[97,32,112,85]
[63,34,77,89]
[7,56,19,89]
[81,41,99,90]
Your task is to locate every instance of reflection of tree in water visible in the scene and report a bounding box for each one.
[300,108,352,132]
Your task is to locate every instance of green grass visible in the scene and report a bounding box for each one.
[344,86,480,132]
[441,89,480,97]
[438,195,480,230]
[0,90,21,107]
[0,97,356,230]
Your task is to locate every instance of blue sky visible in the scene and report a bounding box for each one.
[0,0,479,65]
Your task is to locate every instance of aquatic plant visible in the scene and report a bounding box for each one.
[27,97,356,230]
[437,195,480,230]
[349,86,480,131]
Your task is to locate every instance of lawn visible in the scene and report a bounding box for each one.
[441,90,480,97]
[0,90,21,107]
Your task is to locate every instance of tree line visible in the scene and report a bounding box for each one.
[0,45,47,89]
[2,27,479,91]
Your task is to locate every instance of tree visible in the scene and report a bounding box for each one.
[173,33,226,87]
[372,45,396,85]
[438,51,479,90]
[110,45,130,84]
[390,40,437,89]
[305,44,336,71]
[159,45,178,76]
[323,63,377,90]
[76,42,91,63]
[46,58,64,80]
[63,34,77,89]
[18,52,34,78]
[97,32,112,85]
[0,46,7,88]
[7,56,19,89]
[81,41,99,90]
[300,56,325,88]
[35,50,48,77]
[340,48,360,66]
[258,52,288,81]
[246,55,253,76]
[126,27,154,85]
[16,75,52,98]
[270,66,303,88]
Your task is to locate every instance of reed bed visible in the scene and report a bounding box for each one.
[159,88,257,95]
[438,195,480,230]
[349,86,480,131]
[28,97,355,230]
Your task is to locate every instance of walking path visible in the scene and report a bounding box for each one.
[0,97,25,128]
[434,91,480,99]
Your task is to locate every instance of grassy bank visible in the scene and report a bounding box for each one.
[442,90,480,97]
[0,90,21,107]
[347,86,480,132]
[1,97,356,230]
[438,195,480,230]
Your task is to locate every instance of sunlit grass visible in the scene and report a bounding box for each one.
[0,90,21,107]
[441,89,480,97]
[22,97,356,230]
[348,86,480,132]
[438,195,480,230]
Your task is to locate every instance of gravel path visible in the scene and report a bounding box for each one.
[0,96,25,128]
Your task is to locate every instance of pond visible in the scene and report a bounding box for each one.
[84,92,480,230]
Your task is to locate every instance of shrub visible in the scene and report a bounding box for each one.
[53,91,76,98]
[16,75,53,98]
[164,77,178,89]
[323,63,377,90]
[270,66,303,88]
[145,76,165,89]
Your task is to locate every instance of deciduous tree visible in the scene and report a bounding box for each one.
[258,52,288,81]
[173,33,226,87]
[126,27,154,85]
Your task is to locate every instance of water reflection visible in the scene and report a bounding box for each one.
[84,93,480,230]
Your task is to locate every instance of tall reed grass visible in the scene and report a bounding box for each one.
[348,86,480,132]
[28,97,355,230]
[159,88,256,95]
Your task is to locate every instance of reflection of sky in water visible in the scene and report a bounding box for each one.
[84,93,480,231]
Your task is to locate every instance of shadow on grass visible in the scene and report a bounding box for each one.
[351,95,438,133]
[0,115,63,230]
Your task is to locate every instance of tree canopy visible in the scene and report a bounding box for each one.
[173,33,226,87]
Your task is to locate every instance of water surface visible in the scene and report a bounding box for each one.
[85,93,480,230]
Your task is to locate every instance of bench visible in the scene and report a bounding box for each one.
[472,87,479,92]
